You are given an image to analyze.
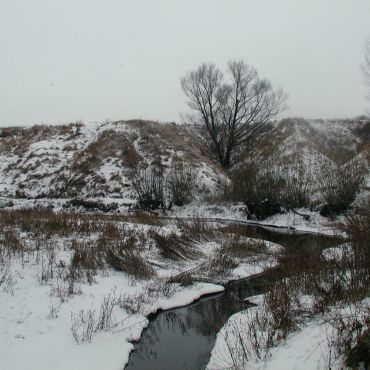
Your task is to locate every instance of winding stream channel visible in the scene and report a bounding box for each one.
[126,225,341,370]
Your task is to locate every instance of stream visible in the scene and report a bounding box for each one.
[125,225,341,370]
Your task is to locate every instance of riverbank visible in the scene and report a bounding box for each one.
[0,208,287,370]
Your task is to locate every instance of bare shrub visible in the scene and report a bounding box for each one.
[38,252,56,285]
[231,158,312,219]
[167,163,195,206]
[95,293,117,331]
[118,281,179,315]
[219,309,274,368]
[281,161,311,209]
[52,265,83,301]
[263,280,298,339]
[118,292,148,315]
[223,321,250,368]
[318,156,367,216]
[71,291,119,343]
[148,281,180,298]
[342,202,370,272]
[325,303,370,369]
[71,310,96,344]
[47,300,61,319]
[220,211,370,367]
[230,160,284,220]
[132,168,166,210]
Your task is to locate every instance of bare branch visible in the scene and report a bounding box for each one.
[181,60,287,167]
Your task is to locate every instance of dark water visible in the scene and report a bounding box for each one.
[125,226,341,370]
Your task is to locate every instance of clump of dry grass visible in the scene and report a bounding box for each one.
[223,235,270,259]
[207,249,238,277]
[70,240,105,272]
[2,229,25,257]
[151,231,202,261]
[105,249,155,280]
[177,217,216,241]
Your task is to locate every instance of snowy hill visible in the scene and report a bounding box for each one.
[0,120,224,201]
[1,117,369,204]
[253,117,370,167]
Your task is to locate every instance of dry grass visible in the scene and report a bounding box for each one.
[73,129,141,172]
[0,208,156,283]
[207,249,239,277]
[125,210,164,226]
[70,240,105,272]
[151,231,202,261]
[177,217,216,241]
[105,248,155,280]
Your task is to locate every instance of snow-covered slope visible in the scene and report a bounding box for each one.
[252,117,370,167]
[0,120,225,201]
[1,117,369,203]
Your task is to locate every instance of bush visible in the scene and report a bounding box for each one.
[281,162,311,209]
[230,159,311,219]
[318,157,367,216]
[132,169,166,210]
[231,161,283,219]
[167,163,195,206]
[263,280,298,339]
[344,203,370,269]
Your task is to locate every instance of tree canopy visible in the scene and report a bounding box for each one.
[181,60,287,168]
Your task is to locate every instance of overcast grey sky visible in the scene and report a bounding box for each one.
[0,0,369,127]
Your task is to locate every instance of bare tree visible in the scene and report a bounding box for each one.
[181,60,287,168]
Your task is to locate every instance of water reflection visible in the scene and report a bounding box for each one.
[125,227,340,370]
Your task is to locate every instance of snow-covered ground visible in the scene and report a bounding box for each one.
[0,214,283,370]
[206,239,370,370]
[207,296,370,370]
[0,253,224,370]
[207,309,337,370]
